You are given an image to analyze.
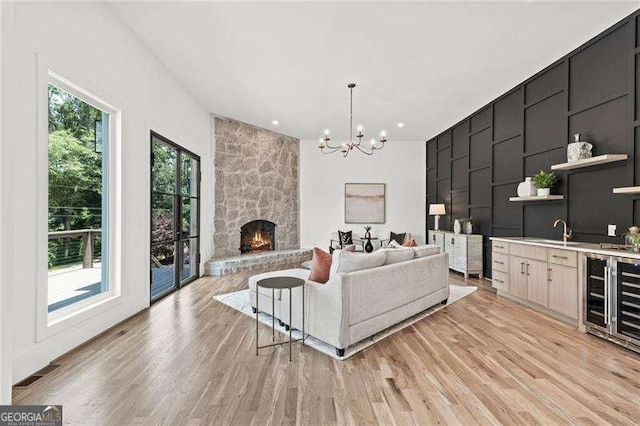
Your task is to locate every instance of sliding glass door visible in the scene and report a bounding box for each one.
[150,132,200,302]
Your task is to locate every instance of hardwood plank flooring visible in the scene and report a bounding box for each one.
[12,270,640,425]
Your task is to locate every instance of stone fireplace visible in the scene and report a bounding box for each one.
[240,220,276,254]
[211,116,301,259]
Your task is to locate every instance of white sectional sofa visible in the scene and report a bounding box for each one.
[248,246,449,356]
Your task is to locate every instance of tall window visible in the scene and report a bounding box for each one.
[47,81,111,314]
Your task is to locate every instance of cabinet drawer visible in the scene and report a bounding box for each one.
[492,241,509,254]
[492,270,509,292]
[510,243,547,261]
[547,248,577,268]
[492,252,509,273]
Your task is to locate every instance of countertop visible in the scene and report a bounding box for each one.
[489,236,640,260]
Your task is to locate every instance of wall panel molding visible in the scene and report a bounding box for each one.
[426,7,640,277]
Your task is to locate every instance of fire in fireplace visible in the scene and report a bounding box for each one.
[240,220,276,254]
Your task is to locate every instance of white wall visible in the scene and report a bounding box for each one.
[299,140,426,249]
[0,1,11,406]
[1,2,213,383]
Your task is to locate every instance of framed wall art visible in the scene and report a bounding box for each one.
[344,183,386,224]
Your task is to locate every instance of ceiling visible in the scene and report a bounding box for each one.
[109,1,640,142]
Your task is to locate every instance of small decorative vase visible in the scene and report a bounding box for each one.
[464,222,473,235]
[537,188,551,196]
[517,177,537,197]
[364,238,374,253]
[567,134,593,162]
[454,220,462,235]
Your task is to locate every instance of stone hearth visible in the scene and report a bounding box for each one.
[205,249,312,276]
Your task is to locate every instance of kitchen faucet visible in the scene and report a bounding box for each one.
[554,219,573,242]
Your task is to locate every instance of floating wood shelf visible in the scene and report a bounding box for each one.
[613,186,640,194]
[509,195,564,202]
[551,154,628,171]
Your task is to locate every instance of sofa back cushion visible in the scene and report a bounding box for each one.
[309,247,332,283]
[412,244,441,258]
[347,253,449,326]
[377,247,415,265]
[330,250,386,277]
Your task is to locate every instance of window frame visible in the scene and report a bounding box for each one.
[36,56,122,341]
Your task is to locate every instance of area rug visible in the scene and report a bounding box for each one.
[213,284,477,360]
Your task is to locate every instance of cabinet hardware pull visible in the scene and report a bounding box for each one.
[526,263,530,276]
[451,238,455,244]
[495,279,504,283]
[494,261,504,265]
[552,255,569,260]
[548,279,552,282]
[520,262,525,274]
[495,245,504,249]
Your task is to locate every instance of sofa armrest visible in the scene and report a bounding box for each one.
[280,275,349,349]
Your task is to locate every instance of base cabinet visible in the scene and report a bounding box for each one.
[509,256,528,299]
[492,239,579,322]
[548,264,578,319]
[429,230,482,278]
[526,259,549,307]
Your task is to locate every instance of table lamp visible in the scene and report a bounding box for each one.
[429,204,446,231]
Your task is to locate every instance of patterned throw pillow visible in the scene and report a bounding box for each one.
[309,247,332,283]
[338,230,353,246]
[389,232,406,245]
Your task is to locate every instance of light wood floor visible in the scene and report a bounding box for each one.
[13,269,640,425]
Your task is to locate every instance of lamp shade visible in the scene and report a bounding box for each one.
[429,204,446,215]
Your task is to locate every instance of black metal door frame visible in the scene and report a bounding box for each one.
[150,131,201,303]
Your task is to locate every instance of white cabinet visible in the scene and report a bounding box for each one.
[429,230,483,278]
[547,264,578,319]
[526,259,549,307]
[491,239,579,323]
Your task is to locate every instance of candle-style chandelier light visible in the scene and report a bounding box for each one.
[318,83,387,157]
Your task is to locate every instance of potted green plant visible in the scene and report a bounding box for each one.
[532,170,558,196]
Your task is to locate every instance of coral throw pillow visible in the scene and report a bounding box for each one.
[309,247,332,283]
[403,238,418,247]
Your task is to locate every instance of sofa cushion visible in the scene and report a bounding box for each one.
[377,247,415,265]
[412,244,441,258]
[248,268,311,299]
[309,247,332,283]
[330,250,386,276]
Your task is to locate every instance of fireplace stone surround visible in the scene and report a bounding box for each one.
[210,116,301,271]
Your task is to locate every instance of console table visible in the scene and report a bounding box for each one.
[428,230,483,278]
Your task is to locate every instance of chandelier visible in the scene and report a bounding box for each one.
[318,83,387,157]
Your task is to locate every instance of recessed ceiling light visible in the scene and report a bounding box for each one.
[397,122,404,128]
[272,120,279,126]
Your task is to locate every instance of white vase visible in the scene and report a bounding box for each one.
[464,222,473,234]
[537,188,551,196]
[517,177,537,197]
[454,220,462,234]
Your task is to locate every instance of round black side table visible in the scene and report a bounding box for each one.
[255,276,306,361]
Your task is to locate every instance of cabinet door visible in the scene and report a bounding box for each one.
[548,264,578,319]
[451,235,467,270]
[444,235,455,258]
[509,256,527,299]
[434,233,445,252]
[526,259,549,307]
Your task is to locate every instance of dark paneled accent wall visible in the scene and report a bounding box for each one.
[426,9,640,278]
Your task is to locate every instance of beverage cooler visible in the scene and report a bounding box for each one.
[584,253,610,332]
[584,253,640,350]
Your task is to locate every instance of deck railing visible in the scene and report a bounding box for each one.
[48,229,102,269]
